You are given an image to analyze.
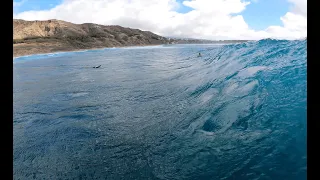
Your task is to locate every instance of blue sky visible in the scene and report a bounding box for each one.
[14,0,290,31]
[13,0,306,40]
[234,0,290,30]
[175,0,290,30]
[14,0,62,12]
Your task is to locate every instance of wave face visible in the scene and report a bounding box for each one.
[13,39,306,180]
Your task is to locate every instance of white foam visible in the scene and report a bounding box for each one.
[122,45,163,49]
[238,80,259,94]
[68,92,89,98]
[247,66,267,75]
[14,51,66,61]
[199,88,219,104]
[237,66,268,78]
[13,44,204,62]
[13,49,93,62]
[224,82,239,95]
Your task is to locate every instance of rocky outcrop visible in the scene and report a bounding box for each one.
[13,19,250,57]
[13,19,172,57]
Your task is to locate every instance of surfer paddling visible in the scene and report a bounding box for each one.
[93,65,101,68]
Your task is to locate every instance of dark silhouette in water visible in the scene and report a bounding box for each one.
[197,52,202,57]
[93,65,101,68]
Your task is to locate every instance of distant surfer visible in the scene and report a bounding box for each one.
[197,52,202,57]
[93,65,101,68]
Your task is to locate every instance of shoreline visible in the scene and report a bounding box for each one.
[13,44,166,60]
[13,42,237,60]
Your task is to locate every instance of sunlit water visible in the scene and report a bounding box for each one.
[14,40,306,180]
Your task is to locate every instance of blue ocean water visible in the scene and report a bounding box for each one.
[13,39,307,180]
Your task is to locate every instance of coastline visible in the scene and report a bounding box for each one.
[13,43,235,60]
[13,44,165,60]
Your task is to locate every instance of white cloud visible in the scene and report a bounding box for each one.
[13,0,28,14]
[13,0,307,40]
[288,0,307,18]
[264,0,307,40]
[13,0,27,7]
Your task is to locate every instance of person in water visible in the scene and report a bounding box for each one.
[198,52,202,57]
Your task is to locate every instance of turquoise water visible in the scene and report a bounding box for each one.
[13,39,307,179]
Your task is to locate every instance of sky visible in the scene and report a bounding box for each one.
[13,0,307,40]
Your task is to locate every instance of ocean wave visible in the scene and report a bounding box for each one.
[13,39,306,179]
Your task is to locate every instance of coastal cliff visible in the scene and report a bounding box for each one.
[13,19,249,57]
[13,19,170,57]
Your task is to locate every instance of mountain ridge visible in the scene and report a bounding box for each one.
[13,19,172,57]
